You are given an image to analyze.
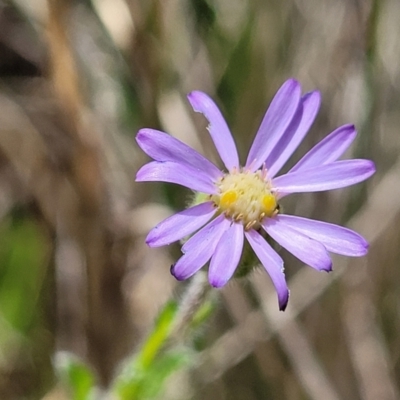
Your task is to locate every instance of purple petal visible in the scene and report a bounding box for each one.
[245,229,289,311]
[187,91,239,171]
[136,128,223,180]
[262,218,332,271]
[181,214,228,253]
[146,201,217,247]
[273,159,376,196]
[245,79,302,171]
[208,222,244,288]
[290,124,357,173]
[136,161,217,194]
[273,214,368,256]
[171,215,230,280]
[266,91,321,178]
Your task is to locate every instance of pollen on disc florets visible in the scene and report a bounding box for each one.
[212,167,279,230]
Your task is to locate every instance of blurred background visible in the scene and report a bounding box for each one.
[0,0,399,399]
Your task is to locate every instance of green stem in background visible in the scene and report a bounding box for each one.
[112,272,213,400]
[359,0,381,160]
[343,0,382,222]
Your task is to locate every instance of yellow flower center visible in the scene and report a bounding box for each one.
[212,168,279,230]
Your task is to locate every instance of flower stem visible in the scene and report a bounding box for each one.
[171,271,212,340]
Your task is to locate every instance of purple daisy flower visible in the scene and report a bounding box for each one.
[136,79,375,311]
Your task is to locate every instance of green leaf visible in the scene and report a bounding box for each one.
[112,294,213,399]
[137,300,179,369]
[55,352,96,400]
[117,348,192,400]
[139,348,192,399]
[113,301,179,399]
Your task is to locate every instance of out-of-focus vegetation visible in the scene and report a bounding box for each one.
[0,0,399,399]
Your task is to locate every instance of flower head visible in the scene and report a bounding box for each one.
[136,79,375,311]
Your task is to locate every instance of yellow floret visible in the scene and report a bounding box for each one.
[213,168,279,230]
[262,194,277,215]
[220,190,238,207]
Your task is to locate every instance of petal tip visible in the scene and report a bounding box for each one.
[136,128,147,137]
[323,262,333,272]
[369,160,377,174]
[136,128,153,145]
[145,233,162,247]
[135,169,143,182]
[170,264,186,281]
[187,91,207,110]
[285,77,300,87]
[312,89,321,98]
[145,236,154,246]
[303,89,321,105]
[209,277,227,288]
[187,90,202,99]
[357,240,369,256]
[135,167,147,182]
[361,160,377,180]
[280,78,302,96]
[279,290,290,311]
